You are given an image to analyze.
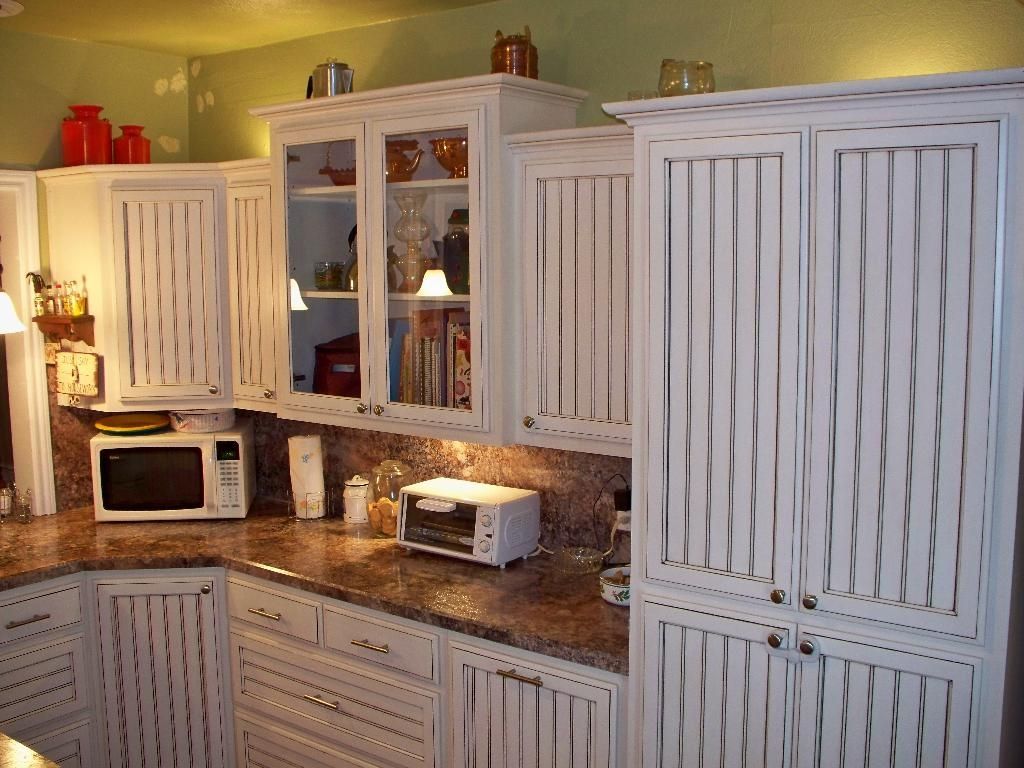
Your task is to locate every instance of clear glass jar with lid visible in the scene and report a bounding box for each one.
[371,460,412,503]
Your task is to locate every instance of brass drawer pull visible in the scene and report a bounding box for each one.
[351,639,390,654]
[5,613,51,630]
[303,694,340,711]
[497,668,543,687]
[247,607,282,621]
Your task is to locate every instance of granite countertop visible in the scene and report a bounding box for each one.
[0,503,629,674]
[0,733,58,768]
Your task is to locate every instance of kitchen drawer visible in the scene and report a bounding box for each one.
[0,635,90,736]
[236,711,377,768]
[228,576,320,645]
[232,632,439,768]
[0,584,82,645]
[22,719,94,768]
[323,603,440,683]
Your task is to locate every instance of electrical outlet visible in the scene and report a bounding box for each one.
[614,510,631,532]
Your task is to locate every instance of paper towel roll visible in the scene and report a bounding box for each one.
[288,435,326,519]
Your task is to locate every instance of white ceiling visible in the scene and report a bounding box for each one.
[0,0,498,57]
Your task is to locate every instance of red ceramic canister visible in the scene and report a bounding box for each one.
[113,125,151,164]
[61,105,112,166]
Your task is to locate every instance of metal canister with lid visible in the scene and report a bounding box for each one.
[311,58,354,97]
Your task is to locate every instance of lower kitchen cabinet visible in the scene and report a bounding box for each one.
[449,638,624,768]
[0,578,95,767]
[93,572,230,768]
[20,719,95,768]
[235,711,378,768]
[231,630,440,768]
[641,597,979,768]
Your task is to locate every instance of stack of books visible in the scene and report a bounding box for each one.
[390,308,471,409]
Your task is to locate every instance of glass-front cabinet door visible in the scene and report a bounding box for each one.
[259,75,586,439]
[369,111,481,429]
[279,126,368,409]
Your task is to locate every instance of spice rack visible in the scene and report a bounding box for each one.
[31,314,95,346]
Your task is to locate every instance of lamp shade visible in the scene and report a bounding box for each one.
[0,291,26,334]
[289,278,309,311]
[416,269,454,297]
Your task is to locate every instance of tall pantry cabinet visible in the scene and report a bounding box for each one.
[607,69,1024,767]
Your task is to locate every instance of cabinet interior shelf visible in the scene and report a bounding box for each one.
[290,177,468,200]
[289,185,357,199]
[300,289,470,304]
[386,177,469,192]
[31,314,95,346]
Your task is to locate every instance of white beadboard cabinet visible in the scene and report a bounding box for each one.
[251,75,585,443]
[508,127,634,457]
[227,573,443,768]
[449,638,624,768]
[92,571,231,768]
[222,159,278,410]
[0,578,96,768]
[607,69,1024,766]
[39,166,231,411]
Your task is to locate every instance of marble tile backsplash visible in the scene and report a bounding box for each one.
[48,395,632,558]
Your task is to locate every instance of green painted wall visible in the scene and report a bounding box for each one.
[0,30,189,169]
[189,0,1024,162]
[2,0,1023,168]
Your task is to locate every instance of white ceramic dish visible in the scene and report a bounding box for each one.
[598,565,631,606]
[168,408,235,433]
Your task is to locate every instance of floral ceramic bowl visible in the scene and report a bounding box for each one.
[598,565,631,607]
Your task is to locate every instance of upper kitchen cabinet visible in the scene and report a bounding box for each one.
[508,127,633,457]
[252,75,586,441]
[222,159,278,411]
[39,166,231,411]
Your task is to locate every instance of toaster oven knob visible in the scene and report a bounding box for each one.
[478,540,492,553]
[480,514,493,528]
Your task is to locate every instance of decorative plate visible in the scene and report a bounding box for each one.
[94,413,171,435]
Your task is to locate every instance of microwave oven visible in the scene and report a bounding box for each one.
[397,478,540,567]
[91,419,255,521]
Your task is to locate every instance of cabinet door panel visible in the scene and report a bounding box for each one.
[646,132,804,602]
[793,630,977,768]
[450,642,616,768]
[94,578,227,768]
[641,599,794,768]
[522,154,633,448]
[22,720,94,768]
[0,636,89,736]
[805,122,1000,636]
[227,183,276,405]
[113,189,223,399]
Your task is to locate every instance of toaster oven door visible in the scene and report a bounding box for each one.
[401,494,479,555]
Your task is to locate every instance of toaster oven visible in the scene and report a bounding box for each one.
[397,478,540,567]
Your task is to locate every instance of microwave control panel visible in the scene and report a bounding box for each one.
[216,439,244,512]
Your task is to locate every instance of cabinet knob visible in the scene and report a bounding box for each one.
[373,404,384,416]
[769,589,786,604]
[799,639,817,655]
[208,385,219,395]
[801,594,819,610]
[200,585,211,595]
[356,402,368,414]
[766,632,784,649]
[263,388,274,399]
[522,416,536,429]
